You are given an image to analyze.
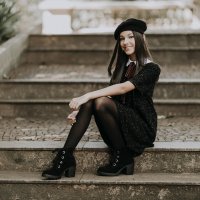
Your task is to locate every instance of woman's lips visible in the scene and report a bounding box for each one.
[124,46,133,51]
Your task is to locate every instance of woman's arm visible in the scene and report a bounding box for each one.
[88,81,135,99]
[69,81,135,110]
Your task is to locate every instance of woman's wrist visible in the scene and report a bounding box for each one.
[83,93,92,101]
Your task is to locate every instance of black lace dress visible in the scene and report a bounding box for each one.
[112,62,161,157]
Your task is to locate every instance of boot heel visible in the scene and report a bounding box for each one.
[65,166,76,177]
[123,164,134,175]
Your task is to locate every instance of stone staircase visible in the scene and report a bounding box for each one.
[0,31,200,199]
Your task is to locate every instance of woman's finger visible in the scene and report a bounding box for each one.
[69,99,79,110]
[67,118,76,126]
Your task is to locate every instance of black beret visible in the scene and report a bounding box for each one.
[114,18,147,40]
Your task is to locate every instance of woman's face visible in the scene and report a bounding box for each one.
[119,30,136,59]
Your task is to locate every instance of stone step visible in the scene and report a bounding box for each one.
[0,116,199,173]
[0,99,200,117]
[24,33,200,66]
[0,99,198,118]
[0,116,199,142]
[0,141,199,174]
[22,49,200,66]
[28,33,200,50]
[0,171,199,200]
[6,64,108,80]
[6,63,200,80]
[0,79,200,100]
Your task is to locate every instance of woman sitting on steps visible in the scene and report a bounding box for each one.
[42,18,161,180]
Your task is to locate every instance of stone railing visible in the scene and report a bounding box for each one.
[15,0,42,32]
[38,0,198,34]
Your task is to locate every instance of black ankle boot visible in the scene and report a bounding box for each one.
[42,149,76,180]
[97,149,134,176]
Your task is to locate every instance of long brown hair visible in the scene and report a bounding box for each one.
[108,31,152,85]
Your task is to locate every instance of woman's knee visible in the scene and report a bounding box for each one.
[94,97,109,112]
[80,99,94,111]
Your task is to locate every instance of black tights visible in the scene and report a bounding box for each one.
[63,97,126,151]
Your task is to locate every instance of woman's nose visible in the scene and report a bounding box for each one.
[124,37,129,44]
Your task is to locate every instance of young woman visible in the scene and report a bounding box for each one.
[42,18,161,179]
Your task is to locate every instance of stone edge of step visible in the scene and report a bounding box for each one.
[30,30,200,36]
[0,171,200,185]
[26,47,200,51]
[0,141,199,151]
[0,78,200,83]
[0,99,200,104]
[0,79,109,83]
[29,32,200,37]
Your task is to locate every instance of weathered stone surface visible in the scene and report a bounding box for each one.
[25,34,200,67]
[23,50,111,65]
[154,100,200,117]
[0,79,200,100]
[0,171,199,200]
[23,49,200,66]
[0,116,199,142]
[28,34,115,51]
[28,34,200,50]
[0,141,199,173]
[0,33,28,79]
[0,100,200,117]
[6,63,200,80]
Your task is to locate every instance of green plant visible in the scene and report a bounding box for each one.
[0,0,19,43]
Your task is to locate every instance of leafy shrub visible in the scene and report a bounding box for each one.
[0,0,19,43]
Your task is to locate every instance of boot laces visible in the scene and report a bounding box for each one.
[52,149,66,168]
[110,151,120,167]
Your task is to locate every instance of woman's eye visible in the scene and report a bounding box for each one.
[129,35,134,39]
[120,38,124,41]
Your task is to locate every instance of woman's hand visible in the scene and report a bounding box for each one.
[67,110,79,125]
[69,94,90,110]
